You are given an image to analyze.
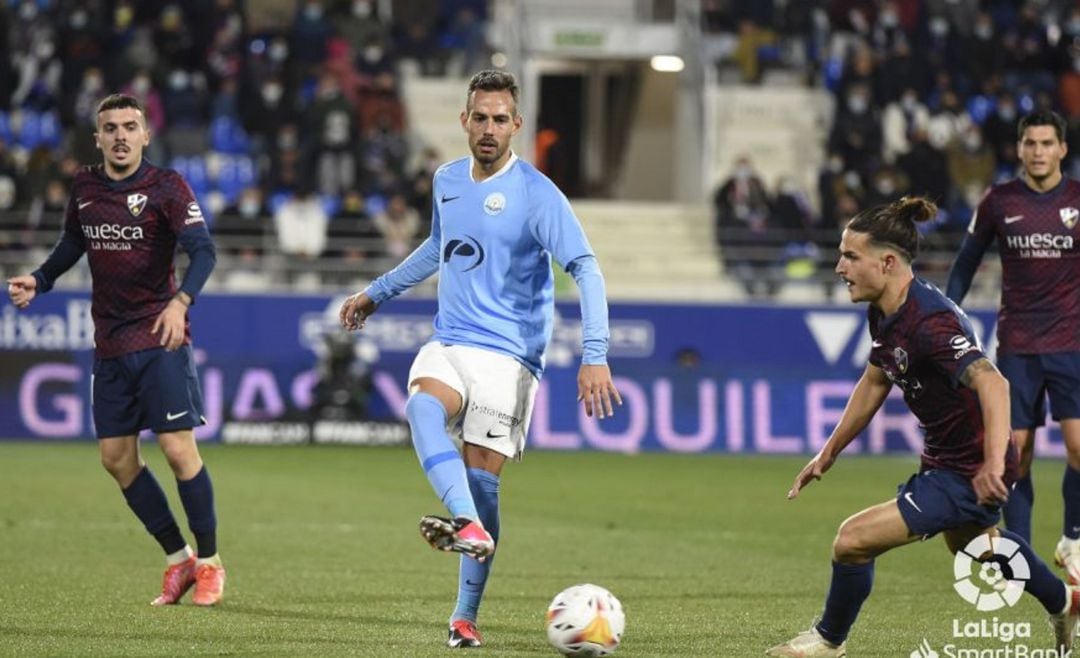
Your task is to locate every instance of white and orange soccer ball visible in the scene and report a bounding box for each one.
[545,584,625,656]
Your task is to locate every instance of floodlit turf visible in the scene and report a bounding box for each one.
[0,442,1073,656]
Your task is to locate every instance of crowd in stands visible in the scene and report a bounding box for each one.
[707,0,1080,298]
[0,0,490,287]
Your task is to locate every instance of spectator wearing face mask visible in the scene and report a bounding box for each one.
[828,83,882,176]
[882,88,930,163]
[293,0,333,69]
[240,76,296,158]
[306,74,359,198]
[334,0,387,58]
[123,71,166,134]
[163,69,206,129]
[984,94,1021,168]
[964,11,1005,89]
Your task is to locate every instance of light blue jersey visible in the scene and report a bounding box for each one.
[365,154,607,376]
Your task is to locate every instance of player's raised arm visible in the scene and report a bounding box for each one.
[959,356,1012,506]
[789,363,892,499]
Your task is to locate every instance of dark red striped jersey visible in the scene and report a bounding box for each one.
[868,278,1018,483]
[64,162,207,358]
[968,178,1080,355]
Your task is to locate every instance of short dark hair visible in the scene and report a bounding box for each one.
[846,196,938,263]
[96,94,145,117]
[1018,109,1067,143]
[466,70,519,113]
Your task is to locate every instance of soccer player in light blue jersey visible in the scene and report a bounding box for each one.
[338,70,621,649]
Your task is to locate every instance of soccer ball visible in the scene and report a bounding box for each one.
[545,584,625,656]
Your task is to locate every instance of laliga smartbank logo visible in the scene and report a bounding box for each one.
[953,534,1030,611]
[907,534,1075,657]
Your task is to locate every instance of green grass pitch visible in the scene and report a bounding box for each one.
[0,443,1071,656]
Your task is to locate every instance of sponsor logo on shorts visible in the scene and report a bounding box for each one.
[470,401,520,429]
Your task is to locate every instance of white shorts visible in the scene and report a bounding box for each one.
[408,342,539,460]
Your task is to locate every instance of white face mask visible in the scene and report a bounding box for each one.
[168,70,189,90]
[269,42,288,62]
[262,83,283,103]
[974,23,992,39]
[132,76,151,95]
[35,40,55,59]
[353,1,372,18]
[929,16,949,37]
[239,199,261,218]
[364,46,383,63]
[847,96,869,114]
[278,131,297,150]
[303,4,323,20]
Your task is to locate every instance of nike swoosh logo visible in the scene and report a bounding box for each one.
[465,578,483,587]
[78,200,94,209]
[1004,215,1024,224]
[903,492,923,513]
[485,429,507,439]
[441,195,460,203]
[871,340,883,348]
[166,411,189,421]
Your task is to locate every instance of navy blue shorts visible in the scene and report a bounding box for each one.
[997,352,1080,428]
[896,469,1002,538]
[92,346,205,438]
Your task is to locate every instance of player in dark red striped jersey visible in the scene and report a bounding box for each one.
[768,198,1078,657]
[947,110,1080,582]
[6,95,224,606]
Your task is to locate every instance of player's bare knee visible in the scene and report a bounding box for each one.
[158,432,202,477]
[832,518,879,563]
[99,448,139,484]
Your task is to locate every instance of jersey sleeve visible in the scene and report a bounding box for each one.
[162,172,207,235]
[32,193,86,293]
[916,311,986,387]
[527,178,593,267]
[965,187,998,248]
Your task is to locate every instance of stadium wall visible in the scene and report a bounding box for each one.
[0,292,1069,456]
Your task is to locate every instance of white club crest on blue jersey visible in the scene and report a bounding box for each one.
[1061,207,1079,230]
[127,193,147,216]
[483,192,506,216]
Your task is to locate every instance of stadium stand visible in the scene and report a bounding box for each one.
[0,0,1076,304]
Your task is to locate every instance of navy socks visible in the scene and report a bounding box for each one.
[816,561,874,645]
[177,466,218,558]
[122,467,186,555]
